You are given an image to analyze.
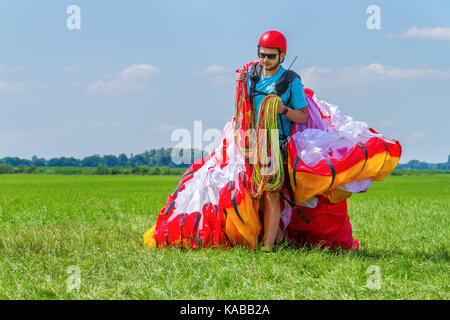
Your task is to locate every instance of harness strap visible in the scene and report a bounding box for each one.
[278,113,287,141]
[249,63,262,108]
[280,140,310,224]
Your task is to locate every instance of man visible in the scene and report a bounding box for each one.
[235,30,309,250]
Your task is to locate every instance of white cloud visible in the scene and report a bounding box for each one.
[0,65,24,72]
[88,79,147,94]
[202,64,227,75]
[300,63,450,87]
[89,121,106,127]
[196,64,231,86]
[409,131,427,143]
[89,121,121,128]
[387,26,450,40]
[120,64,159,80]
[88,63,159,95]
[63,66,87,72]
[65,81,83,89]
[0,131,25,141]
[210,75,231,86]
[0,81,26,92]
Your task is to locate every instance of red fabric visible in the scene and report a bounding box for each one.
[217,179,245,220]
[192,151,215,172]
[288,135,402,176]
[285,196,358,250]
[153,170,251,248]
[202,203,224,247]
[304,88,315,97]
[180,211,201,248]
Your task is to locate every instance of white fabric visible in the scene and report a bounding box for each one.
[292,95,383,167]
[290,94,387,194]
[169,121,246,228]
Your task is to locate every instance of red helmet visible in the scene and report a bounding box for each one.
[258,30,287,53]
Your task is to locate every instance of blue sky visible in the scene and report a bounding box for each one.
[1,0,449,163]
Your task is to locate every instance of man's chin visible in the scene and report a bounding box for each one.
[263,64,277,71]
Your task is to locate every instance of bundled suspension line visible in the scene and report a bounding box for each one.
[234,68,255,158]
[248,94,284,198]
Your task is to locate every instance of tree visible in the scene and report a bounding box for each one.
[2,157,30,166]
[46,157,80,167]
[102,155,119,167]
[133,154,147,166]
[117,153,128,167]
[31,157,47,167]
[81,155,102,167]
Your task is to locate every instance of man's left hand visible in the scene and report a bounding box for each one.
[277,99,285,114]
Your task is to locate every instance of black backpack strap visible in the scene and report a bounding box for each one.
[278,113,287,142]
[275,69,302,137]
[249,62,263,107]
[275,69,301,106]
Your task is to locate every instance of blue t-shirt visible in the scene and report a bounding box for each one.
[247,65,307,138]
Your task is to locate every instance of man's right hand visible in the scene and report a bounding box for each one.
[235,71,248,83]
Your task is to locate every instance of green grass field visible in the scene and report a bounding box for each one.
[0,174,448,299]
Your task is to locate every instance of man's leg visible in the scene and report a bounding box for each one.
[263,191,281,248]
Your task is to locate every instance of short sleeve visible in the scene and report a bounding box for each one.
[287,77,308,110]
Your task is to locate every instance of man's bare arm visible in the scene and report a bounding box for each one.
[277,101,309,124]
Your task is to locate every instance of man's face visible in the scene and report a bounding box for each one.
[258,47,285,70]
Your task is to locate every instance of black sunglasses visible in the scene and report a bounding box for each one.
[258,52,278,60]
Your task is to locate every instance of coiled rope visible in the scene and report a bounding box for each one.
[234,73,255,158]
[248,94,284,198]
[234,66,285,198]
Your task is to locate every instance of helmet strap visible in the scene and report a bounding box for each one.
[265,62,280,71]
[266,52,283,71]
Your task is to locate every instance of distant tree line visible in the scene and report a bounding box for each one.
[0,164,187,175]
[95,165,185,176]
[395,155,450,170]
[1,150,449,172]
[0,148,206,168]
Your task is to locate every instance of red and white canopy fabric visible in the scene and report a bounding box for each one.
[143,66,401,251]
